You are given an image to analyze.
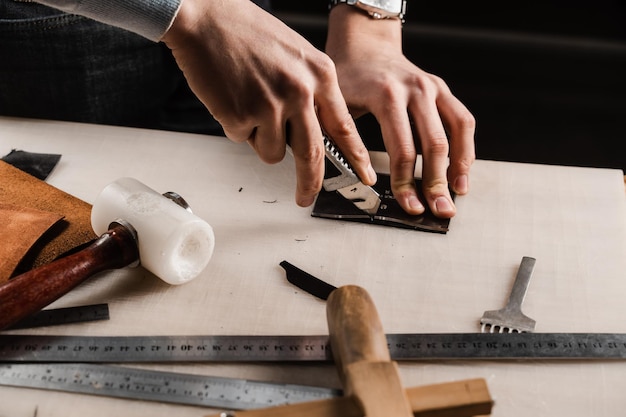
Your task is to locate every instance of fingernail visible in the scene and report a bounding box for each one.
[454,174,468,194]
[435,196,454,213]
[367,165,377,184]
[298,195,316,207]
[408,195,424,211]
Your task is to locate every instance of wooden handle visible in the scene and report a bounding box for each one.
[326,285,390,373]
[0,223,138,330]
[326,285,413,417]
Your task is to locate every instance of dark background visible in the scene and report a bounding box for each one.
[271,1,626,171]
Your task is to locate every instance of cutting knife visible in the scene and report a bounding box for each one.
[322,136,381,216]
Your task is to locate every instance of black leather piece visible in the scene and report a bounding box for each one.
[312,173,453,234]
[280,260,336,301]
[2,149,61,180]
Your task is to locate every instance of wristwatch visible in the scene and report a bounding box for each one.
[329,0,407,22]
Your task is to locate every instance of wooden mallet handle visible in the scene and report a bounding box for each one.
[0,223,138,330]
[326,285,413,417]
[326,285,390,371]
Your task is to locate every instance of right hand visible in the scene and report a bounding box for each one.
[162,0,376,207]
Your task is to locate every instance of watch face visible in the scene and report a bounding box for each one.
[357,0,403,14]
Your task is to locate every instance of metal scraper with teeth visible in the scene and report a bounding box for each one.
[480,256,537,333]
[321,135,381,216]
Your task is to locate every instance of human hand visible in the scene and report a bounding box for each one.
[326,6,475,218]
[162,0,376,207]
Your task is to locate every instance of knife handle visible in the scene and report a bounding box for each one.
[0,223,138,331]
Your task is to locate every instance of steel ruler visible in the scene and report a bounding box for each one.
[9,303,110,329]
[2,333,626,362]
[0,363,339,409]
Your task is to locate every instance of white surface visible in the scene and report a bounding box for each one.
[1,116,625,416]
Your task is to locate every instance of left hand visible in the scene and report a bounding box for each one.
[326,5,475,218]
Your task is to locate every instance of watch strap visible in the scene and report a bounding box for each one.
[329,0,406,22]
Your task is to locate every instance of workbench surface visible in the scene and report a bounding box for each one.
[1,116,625,416]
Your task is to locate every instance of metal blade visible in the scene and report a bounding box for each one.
[336,182,381,216]
[321,136,381,216]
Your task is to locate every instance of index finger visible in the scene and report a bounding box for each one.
[315,81,376,186]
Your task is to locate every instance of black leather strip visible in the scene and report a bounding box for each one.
[280,260,337,301]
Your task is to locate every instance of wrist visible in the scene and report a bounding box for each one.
[162,0,198,46]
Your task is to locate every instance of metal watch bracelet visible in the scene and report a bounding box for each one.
[328,0,406,22]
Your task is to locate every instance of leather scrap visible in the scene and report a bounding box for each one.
[280,260,337,301]
[1,149,61,180]
[0,204,63,283]
[0,161,96,277]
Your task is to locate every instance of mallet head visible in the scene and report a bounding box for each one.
[91,177,215,285]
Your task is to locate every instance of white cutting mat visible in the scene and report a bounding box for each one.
[0,116,625,416]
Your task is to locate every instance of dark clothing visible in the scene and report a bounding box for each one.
[0,0,271,135]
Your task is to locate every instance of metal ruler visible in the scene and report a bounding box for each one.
[0,363,339,409]
[8,303,110,329]
[2,333,626,362]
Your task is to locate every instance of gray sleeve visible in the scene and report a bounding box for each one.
[35,0,182,42]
